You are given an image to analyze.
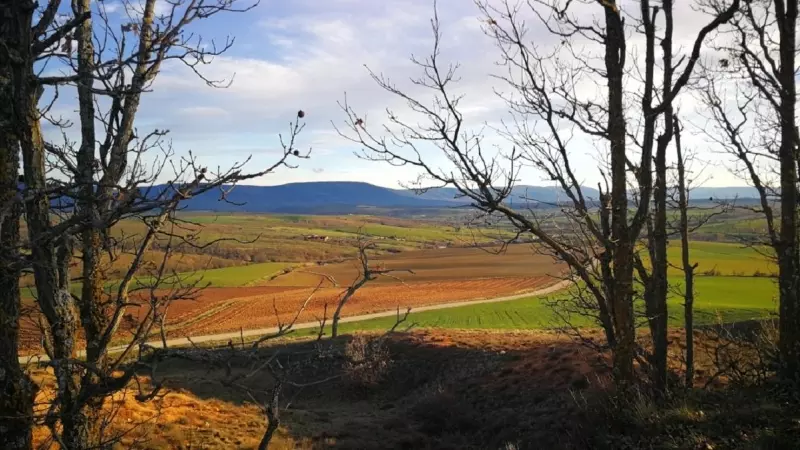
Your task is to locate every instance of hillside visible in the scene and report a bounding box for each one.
[176,181,455,212]
[146,181,761,213]
[395,185,603,204]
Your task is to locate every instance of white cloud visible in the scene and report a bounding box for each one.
[97,1,122,14]
[121,0,170,20]
[177,106,229,118]
[85,0,752,188]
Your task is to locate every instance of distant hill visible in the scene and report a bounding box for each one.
[173,181,454,213]
[689,187,760,200]
[152,181,761,214]
[397,185,761,204]
[395,185,602,205]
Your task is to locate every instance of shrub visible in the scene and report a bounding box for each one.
[344,335,392,387]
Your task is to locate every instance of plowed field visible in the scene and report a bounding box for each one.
[19,245,565,352]
[166,276,556,337]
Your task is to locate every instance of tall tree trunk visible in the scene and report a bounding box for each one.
[776,0,800,384]
[7,1,88,446]
[0,76,35,447]
[72,0,111,439]
[74,0,106,365]
[331,279,367,339]
[674,118,695,387]
[258,381,283,450]
[605,1,635,384]
[647,0,676,394]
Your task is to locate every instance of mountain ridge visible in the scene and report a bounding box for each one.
[158,181,761,213]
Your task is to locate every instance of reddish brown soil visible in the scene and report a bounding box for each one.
[19,245,566,353]
[170,276,556,337]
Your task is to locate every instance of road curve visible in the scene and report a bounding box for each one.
[19,278,571,365]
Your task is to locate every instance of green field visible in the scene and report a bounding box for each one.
[22,261,293,299]
[315,275,776,335]
[300,239,778,335]
[129,261,294,288]
[665,241,774,277]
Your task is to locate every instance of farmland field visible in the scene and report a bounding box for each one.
[323,275,777,336]
[18,243,567,352]
[17,214,780,354]
[119,240,778,344]
[152,244,565,338]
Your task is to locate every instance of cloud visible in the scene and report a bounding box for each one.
[42,0,751,188]
[177,106,229,118]
[96,1,122,14]
[121,0,170,20]
[137,0,511,185]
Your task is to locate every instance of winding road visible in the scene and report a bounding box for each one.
[19,278,571,365]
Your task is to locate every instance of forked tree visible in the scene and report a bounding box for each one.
[0,0,310,447]
[338,0,738,391]
[695,0,800,385]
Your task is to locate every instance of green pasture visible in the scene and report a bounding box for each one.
[22,261,292,299]
[315,275,776,335]
[667,241,774,276]
[137,261,293,288]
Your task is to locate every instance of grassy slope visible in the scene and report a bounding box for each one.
[666,241,774,276]
[23,261,293,299]
[317,275,776,335]
[131,261,295,288]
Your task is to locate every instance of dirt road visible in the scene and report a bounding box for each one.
[18,278,571,364]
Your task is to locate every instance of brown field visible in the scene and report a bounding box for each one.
[167,276,554,337]
[268,244,560,286]
[19,245,564,353]
[154,245,562,338]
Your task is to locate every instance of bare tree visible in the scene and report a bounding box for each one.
[1,0,312,446]
[675,118,697,386]
[330,234,414,338]
[695,0,800,384]
[337,0,738,391]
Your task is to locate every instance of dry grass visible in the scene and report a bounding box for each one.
[28,328,800,449]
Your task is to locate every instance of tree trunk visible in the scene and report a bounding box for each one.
[331,280,367,339]
[258,381,283,450]
[675,118,695,387]
[776,0,800,384]
[0,92,35,449]
[8,2,87,445]
[72,1,112,433]
[74,0,108,368]
[605,1,635,384]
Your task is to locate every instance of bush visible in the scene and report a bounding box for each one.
[344,335,392,388]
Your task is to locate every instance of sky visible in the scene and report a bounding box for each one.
[44,0,752,189]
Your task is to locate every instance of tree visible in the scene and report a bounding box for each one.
[669,117,728,386]
[0,0,310,446]
[696,0,800,385]
[338,0,737,391]
[0,62,35,448]
[675,118,697,386]
[330,234,413,338]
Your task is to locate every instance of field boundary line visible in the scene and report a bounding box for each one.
[19,278,571,365]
